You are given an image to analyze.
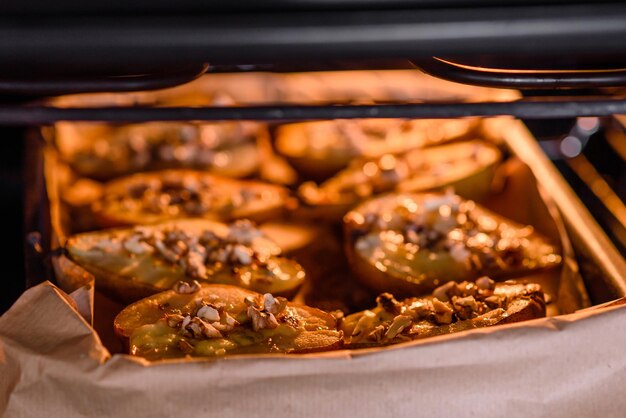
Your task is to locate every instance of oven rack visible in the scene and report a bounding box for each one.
[1,96,625,125]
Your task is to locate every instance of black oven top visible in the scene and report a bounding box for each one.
[0,0,619,15]
[0,2,625,80]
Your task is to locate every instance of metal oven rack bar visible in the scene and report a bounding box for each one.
[2,97,626,125]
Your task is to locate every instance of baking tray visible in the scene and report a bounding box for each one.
[9,114,626,418]
[24,71,626,305]
[34,115,609,339]
[9,71,626,417]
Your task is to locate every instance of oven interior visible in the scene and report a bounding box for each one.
[1,1,625,313]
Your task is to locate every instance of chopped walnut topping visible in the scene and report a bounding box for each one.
[432,298,454,325]
[103,157,270,219]
[227,220,264,244]
[384,315,413,340]
[196,305,220,322]
[165,313,185,328]
[355,193,543,275]
[247,306,279,332]
[117,221,281,284]
[187,317,223,339]
[351,310,377,339]
[181,315,192,329]
[376,293,401,314]
[245,293,289,332]
[162,291,296,349]
[181,246,208,279]
[342,277,536,345]
[368,324,387,343]
[432,281,457,302]
[452,295,479,320]
[484,295,503,309]
[263,293,288,316]
[155,240,180,263]
[223,312,239,328]
[476,276,495,291]
[173,280,201,294]
[407,299,432,319]
[232,245,253,265]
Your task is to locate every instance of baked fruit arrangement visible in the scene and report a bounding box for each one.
[53,112,562,361]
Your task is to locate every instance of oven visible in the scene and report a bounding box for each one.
[1,1,626,415]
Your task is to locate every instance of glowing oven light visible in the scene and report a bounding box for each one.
[560,136,583,158]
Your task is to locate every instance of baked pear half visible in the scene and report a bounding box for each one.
[344,192,561,296]
[65,219,306,303]
[275,118,479,180]
[114,284,343,360]
[54,120,262,180]
[299,140,500,220]
[341,277,545,348]
[92,169,288,227]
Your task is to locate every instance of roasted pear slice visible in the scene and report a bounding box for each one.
[340,278,545,348]
[275,118,480,180]
[344,192,562,296]
[55,120,262,180]
[114,284,343,360]
[92,169,288,228]
[299,140,501,220]
[65,219,306,303]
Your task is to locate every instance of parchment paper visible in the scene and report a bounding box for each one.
[1,281,625,418]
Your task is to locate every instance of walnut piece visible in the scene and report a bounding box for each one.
[263,293,288,316]
[188,317,222,339]
[476,276,495,291]
[196,304,220,322]
[367,324,387,343]
[351,310,377,340]
[247,306,280,332]
[384,315,413,340]
[376,293,401,314]
[432,298,454,325]
[452,295,479,320]
[164,313,185,328]
[432,281,457,302]
[172,280,201,294]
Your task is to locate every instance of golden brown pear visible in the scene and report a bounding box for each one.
[344,192,561,296]
[114,284,343,360]
[65,219,306,303]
